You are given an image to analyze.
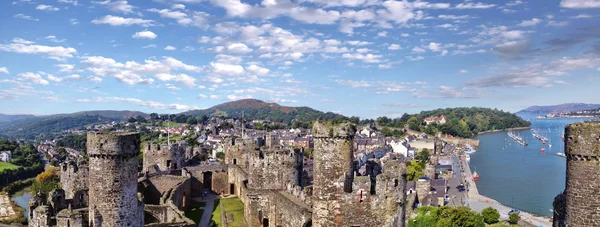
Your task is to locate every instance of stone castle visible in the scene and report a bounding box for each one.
[553,122,600,227]
[29,121,408,227]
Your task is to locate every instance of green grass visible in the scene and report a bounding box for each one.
[184,201,207,224]
[211,197,245,227]
[0,162,20,171]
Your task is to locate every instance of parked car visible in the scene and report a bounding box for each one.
[509,209,521,215]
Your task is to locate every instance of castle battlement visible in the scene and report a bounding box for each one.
[87,132,140,157]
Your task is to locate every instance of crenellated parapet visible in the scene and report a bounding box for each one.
[553,122,600,227]
[143,141,187,172]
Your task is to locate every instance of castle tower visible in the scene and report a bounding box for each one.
[312,122,356,227]
[553,122,600,227]
[87,132,143,227]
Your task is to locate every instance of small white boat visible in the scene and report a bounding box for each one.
[555,152,566,158]
[465,154,471,162]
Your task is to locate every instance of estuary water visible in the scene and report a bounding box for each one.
[469,114,589,217]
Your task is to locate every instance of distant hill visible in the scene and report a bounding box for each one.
[517,103,600,114]
[50,110,148,119]
[180,99,348,123]
[414,107,531,138]
[0,110,147,140]
[0,114,35,123]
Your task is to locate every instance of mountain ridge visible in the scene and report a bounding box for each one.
[180,98,347,123]
[517,103,600,114]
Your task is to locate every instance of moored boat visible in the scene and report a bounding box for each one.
[555,152,566,158]
[473,171,479,181]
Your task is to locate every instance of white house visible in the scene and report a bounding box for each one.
[0,151,11,162]
[389,139,409,157]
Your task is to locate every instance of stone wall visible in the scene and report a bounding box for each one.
[182,165,228,194]
[312,122,356,227]
[87,132,144,227]
[247,149,302,190]
[143,142,186,173]
[56,208,88,227]
[60,161,89,200]
[553,122,600,227]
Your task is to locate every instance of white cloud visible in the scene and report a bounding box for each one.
[92,15,154,26]
[0,38,77,61]
[172,4,185,9]
[164,45,176,50]
[428,42,442,52]
[55,64,76,72]
[548,20,569,27]
[210,62,245,76]
[246,64,270,76]
[0,67,8,74]
[197,94,207,99]
[142,44,157,48]
[95,0,135,14]
[44,35,65,43]
[70,18,79,25]
[388,44,401,50]
[346,40,372,46]
[18,72,49,85]
[412,47,426,53]
[147,8,210,28]
[58,0,79,6]
[226,43,253,54]
[517,18,542,27]
[209,95,219,100]
[47,74,101,83]
[165,84,180,90]
[14,14,38,21]
[169,103,190,110]
[132,31,157,39]
[342,53,382,63]
[155,73,196,87]
[455,2,496,9]
[460,69,468,74]
[560,0,600,8]
[36,4,60,11]
[377,31,388,37]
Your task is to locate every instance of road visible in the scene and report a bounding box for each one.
[446,156,467,207]
[198,192,216,227]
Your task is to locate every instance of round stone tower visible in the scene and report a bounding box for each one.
[561,122,600,227]
[87,132,143,227]
[311,121,356,227]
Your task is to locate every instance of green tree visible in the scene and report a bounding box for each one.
[408,116,420,131]
[215,152,225,161]
[406,160,424,181]
[509,213,519,225]
[31,168,59,195]
[481,207,500,224]
[416,149,430,163]
[381,127,392,137]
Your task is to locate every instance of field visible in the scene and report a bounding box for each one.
[0,162,20,171]
[211,197,245,227]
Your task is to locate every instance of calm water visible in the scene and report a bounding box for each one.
[12,187,32,220]
[470,114,589,217]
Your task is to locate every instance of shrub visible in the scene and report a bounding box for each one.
[509,213,519,225]
[482,207,500,224]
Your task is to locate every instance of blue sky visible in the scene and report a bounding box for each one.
[0,0,599,118]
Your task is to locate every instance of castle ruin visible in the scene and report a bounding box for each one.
[29,121,408,227]
[553,122,600,227]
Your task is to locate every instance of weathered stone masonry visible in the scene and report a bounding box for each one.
[87,132,144,227]
[553,122,600,227]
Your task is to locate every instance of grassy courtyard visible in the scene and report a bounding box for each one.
[0,162,19,171]
[211,197,245,227]
[184,201,206,224]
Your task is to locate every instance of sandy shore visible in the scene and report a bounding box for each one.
[458,153,552,227]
